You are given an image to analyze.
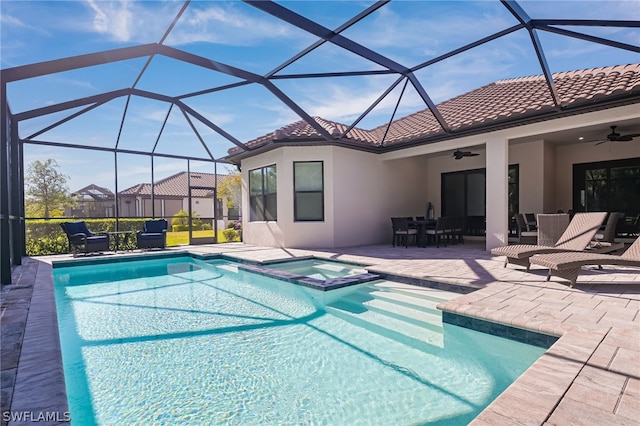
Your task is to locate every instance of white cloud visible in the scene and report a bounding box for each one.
[86,0,133,41]
[280,75,419,126]
[343,2,515,64]
[165,3,300,46]
[1,13,49,35]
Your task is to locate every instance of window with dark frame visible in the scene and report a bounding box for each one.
[573,158,640,216]
[441,165,519,235]
[294,161,324,221]
[508,165,519,233]
[249,164,277,221]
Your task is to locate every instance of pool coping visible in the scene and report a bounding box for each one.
[4,245,639,425]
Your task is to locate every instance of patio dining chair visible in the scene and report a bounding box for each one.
[515,214,537,244]
[490,212,607,270]
[524,213,537,231]
[453,216,465,244]
[425,217,450,248]
[589,212,625,253]
[391,217,417,248]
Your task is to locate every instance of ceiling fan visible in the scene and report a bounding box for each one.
[594,126,640,145]
[453,149,479,160]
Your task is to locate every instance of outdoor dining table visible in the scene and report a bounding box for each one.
[409,219,437,247]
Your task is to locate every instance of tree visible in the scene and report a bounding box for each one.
[217,171,241,210]
[25,159,75,218]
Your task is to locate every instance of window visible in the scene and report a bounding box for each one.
[294,161,324,221]
[442,165,519,235]
[249,165,277,221]
[508,165,519,232]
[442,168,486,218]
[573,158,640,216]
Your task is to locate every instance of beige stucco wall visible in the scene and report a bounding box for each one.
[332,147,426,247]
[241,145,426,248]
[543,141,556,213]
[182,197,215,218]
[509,140,545,214]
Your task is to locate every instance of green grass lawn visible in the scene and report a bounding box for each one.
[166,230,240,246]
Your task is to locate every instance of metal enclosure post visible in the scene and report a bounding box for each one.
[1,88,12,284]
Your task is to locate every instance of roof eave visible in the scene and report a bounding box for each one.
[225,91,640,162]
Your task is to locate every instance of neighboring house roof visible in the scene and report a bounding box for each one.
[72,184,114,200]
[228,63,640,157]
[119,172,226,198]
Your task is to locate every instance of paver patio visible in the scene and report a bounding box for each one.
[2,242,639,425]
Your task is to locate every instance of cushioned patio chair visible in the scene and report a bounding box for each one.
[490,212,607,270]
[530,237,640,287]
[137,219,168,250]
[60,221,110,257]
[391,217,417,248]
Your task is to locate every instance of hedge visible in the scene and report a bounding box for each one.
[26,218,150,256]
[25,218,241,256]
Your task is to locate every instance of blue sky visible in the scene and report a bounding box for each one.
[2,0,639,194]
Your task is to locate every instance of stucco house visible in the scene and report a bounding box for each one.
[118,171,239,226]
[226,64,640,250]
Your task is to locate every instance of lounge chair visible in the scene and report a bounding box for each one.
[491,212,607,270]
[137,219,168,250]
[536,213,569,247]
[530,237,640,287]
[60,221,110,257]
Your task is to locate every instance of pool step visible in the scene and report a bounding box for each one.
[326,301,444,351]
[341,291,442,332]
[360,289,442,314]
[369,280,460,304]
[326,284,445,350]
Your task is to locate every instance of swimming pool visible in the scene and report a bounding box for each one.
[53,255,553,425]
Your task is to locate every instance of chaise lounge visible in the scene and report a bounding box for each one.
[491,212,607,270]
[60,221,110,257]
[529,237,640,287]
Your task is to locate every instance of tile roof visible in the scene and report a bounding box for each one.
[119,172,226,198]
[229,63,640,155]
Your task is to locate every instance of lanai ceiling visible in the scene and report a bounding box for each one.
[2,0,639,164]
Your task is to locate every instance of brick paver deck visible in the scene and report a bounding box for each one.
[2,242,639,425]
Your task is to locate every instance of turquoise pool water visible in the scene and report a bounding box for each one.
[53,256,550,425]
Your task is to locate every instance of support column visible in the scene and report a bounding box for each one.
[11,120,24,262]
[485,137,509,250]
[1,89,12,284]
